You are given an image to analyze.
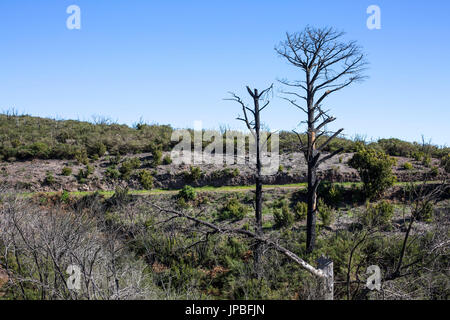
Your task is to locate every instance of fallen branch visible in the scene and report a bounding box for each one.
[149,203,327,278]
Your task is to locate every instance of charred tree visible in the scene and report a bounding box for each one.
[276,27,367,253]
[226,85,273,277]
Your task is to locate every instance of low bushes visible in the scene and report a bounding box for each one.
[139,170,154,190]
[359,200,394,229]
[220,198,248,221]
[349,145,397,199]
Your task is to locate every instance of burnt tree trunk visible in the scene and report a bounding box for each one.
[253,89,263,277]
[276,27,367,252]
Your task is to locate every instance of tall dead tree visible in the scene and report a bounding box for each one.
[226,85,273,277]
[276,27,367,253]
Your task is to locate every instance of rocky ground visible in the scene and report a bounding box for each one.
[0,151,445,192]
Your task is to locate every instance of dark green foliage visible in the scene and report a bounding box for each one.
[44,171,55,185]
[119,157,141,180]
[211,168,240,180]
[318,181,344,206]
[1,114,449,163]
[422,155,431,167]
[293,201,307,221]
[60,190,70,203]
[139,170,154,190]
[403,162,413,170]
[219,198,248,221]
[162,155,172,165]
[273,199,294,228]
[441,154,450,173]
[317,199,334,227]
[360,200,394,229]
[349,145,397,199]
[376,138,416,157]
[150,149,163,168]
[61,166,72,176]
[183,166,204,182]
[76,165,93,183]
[178,185,197,202]
[430,166,439,177]
[86,140,106,158]
[0,114,174,161]
[412,151,424,162]
[105,166,120,180]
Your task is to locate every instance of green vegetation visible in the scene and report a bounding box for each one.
[403,162,413,170]
[162,155,172,165]
[360,200,394,229]
[183,166,204,183]
[139,170,154,190]
[317,199,334,227]
[349,145,397,199]
[293,201,307,221]
[441,154,450,173]
[44,171,55,185]
[61,166,72,176]
[119,157,141,180]
[1,114,448,163]
[0,113,174,161]
[178,185,197,202]
[219,198,248,221]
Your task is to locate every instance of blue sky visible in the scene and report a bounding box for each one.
[0,0,449,145]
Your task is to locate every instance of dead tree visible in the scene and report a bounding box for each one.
[226,85,273,278]
[276,26,367,253]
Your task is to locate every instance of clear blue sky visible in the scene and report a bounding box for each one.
[0,0,449,145]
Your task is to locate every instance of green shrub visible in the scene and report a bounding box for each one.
[151,149,163,167]
[349,145,397,199]
[430,166,439,178]
[273,208,294,228]
[441,154,450,173]
[162,155,172,165]
[278,165,284,173]
[76,165,93,183]
[87,141,106,158]
[178,185,197,202]
[317,199,334,227]
[139,170,154,190]
[422,155,431,167]
[403,162,413,170]
[119,157,141,179]
[61,166,72,176]
[44,171,55,185]
[183,166,203,182]
[75,149,89,165]
[293,201,307,221]
[412,151,424,162]
[220,198,248,221]
[318,181,344,206]
[105,166,120,180]
[176,197,189,209]
[360,200,394,229]
[60,190,70,203]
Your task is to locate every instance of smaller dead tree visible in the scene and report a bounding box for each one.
[226,85,273,278]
